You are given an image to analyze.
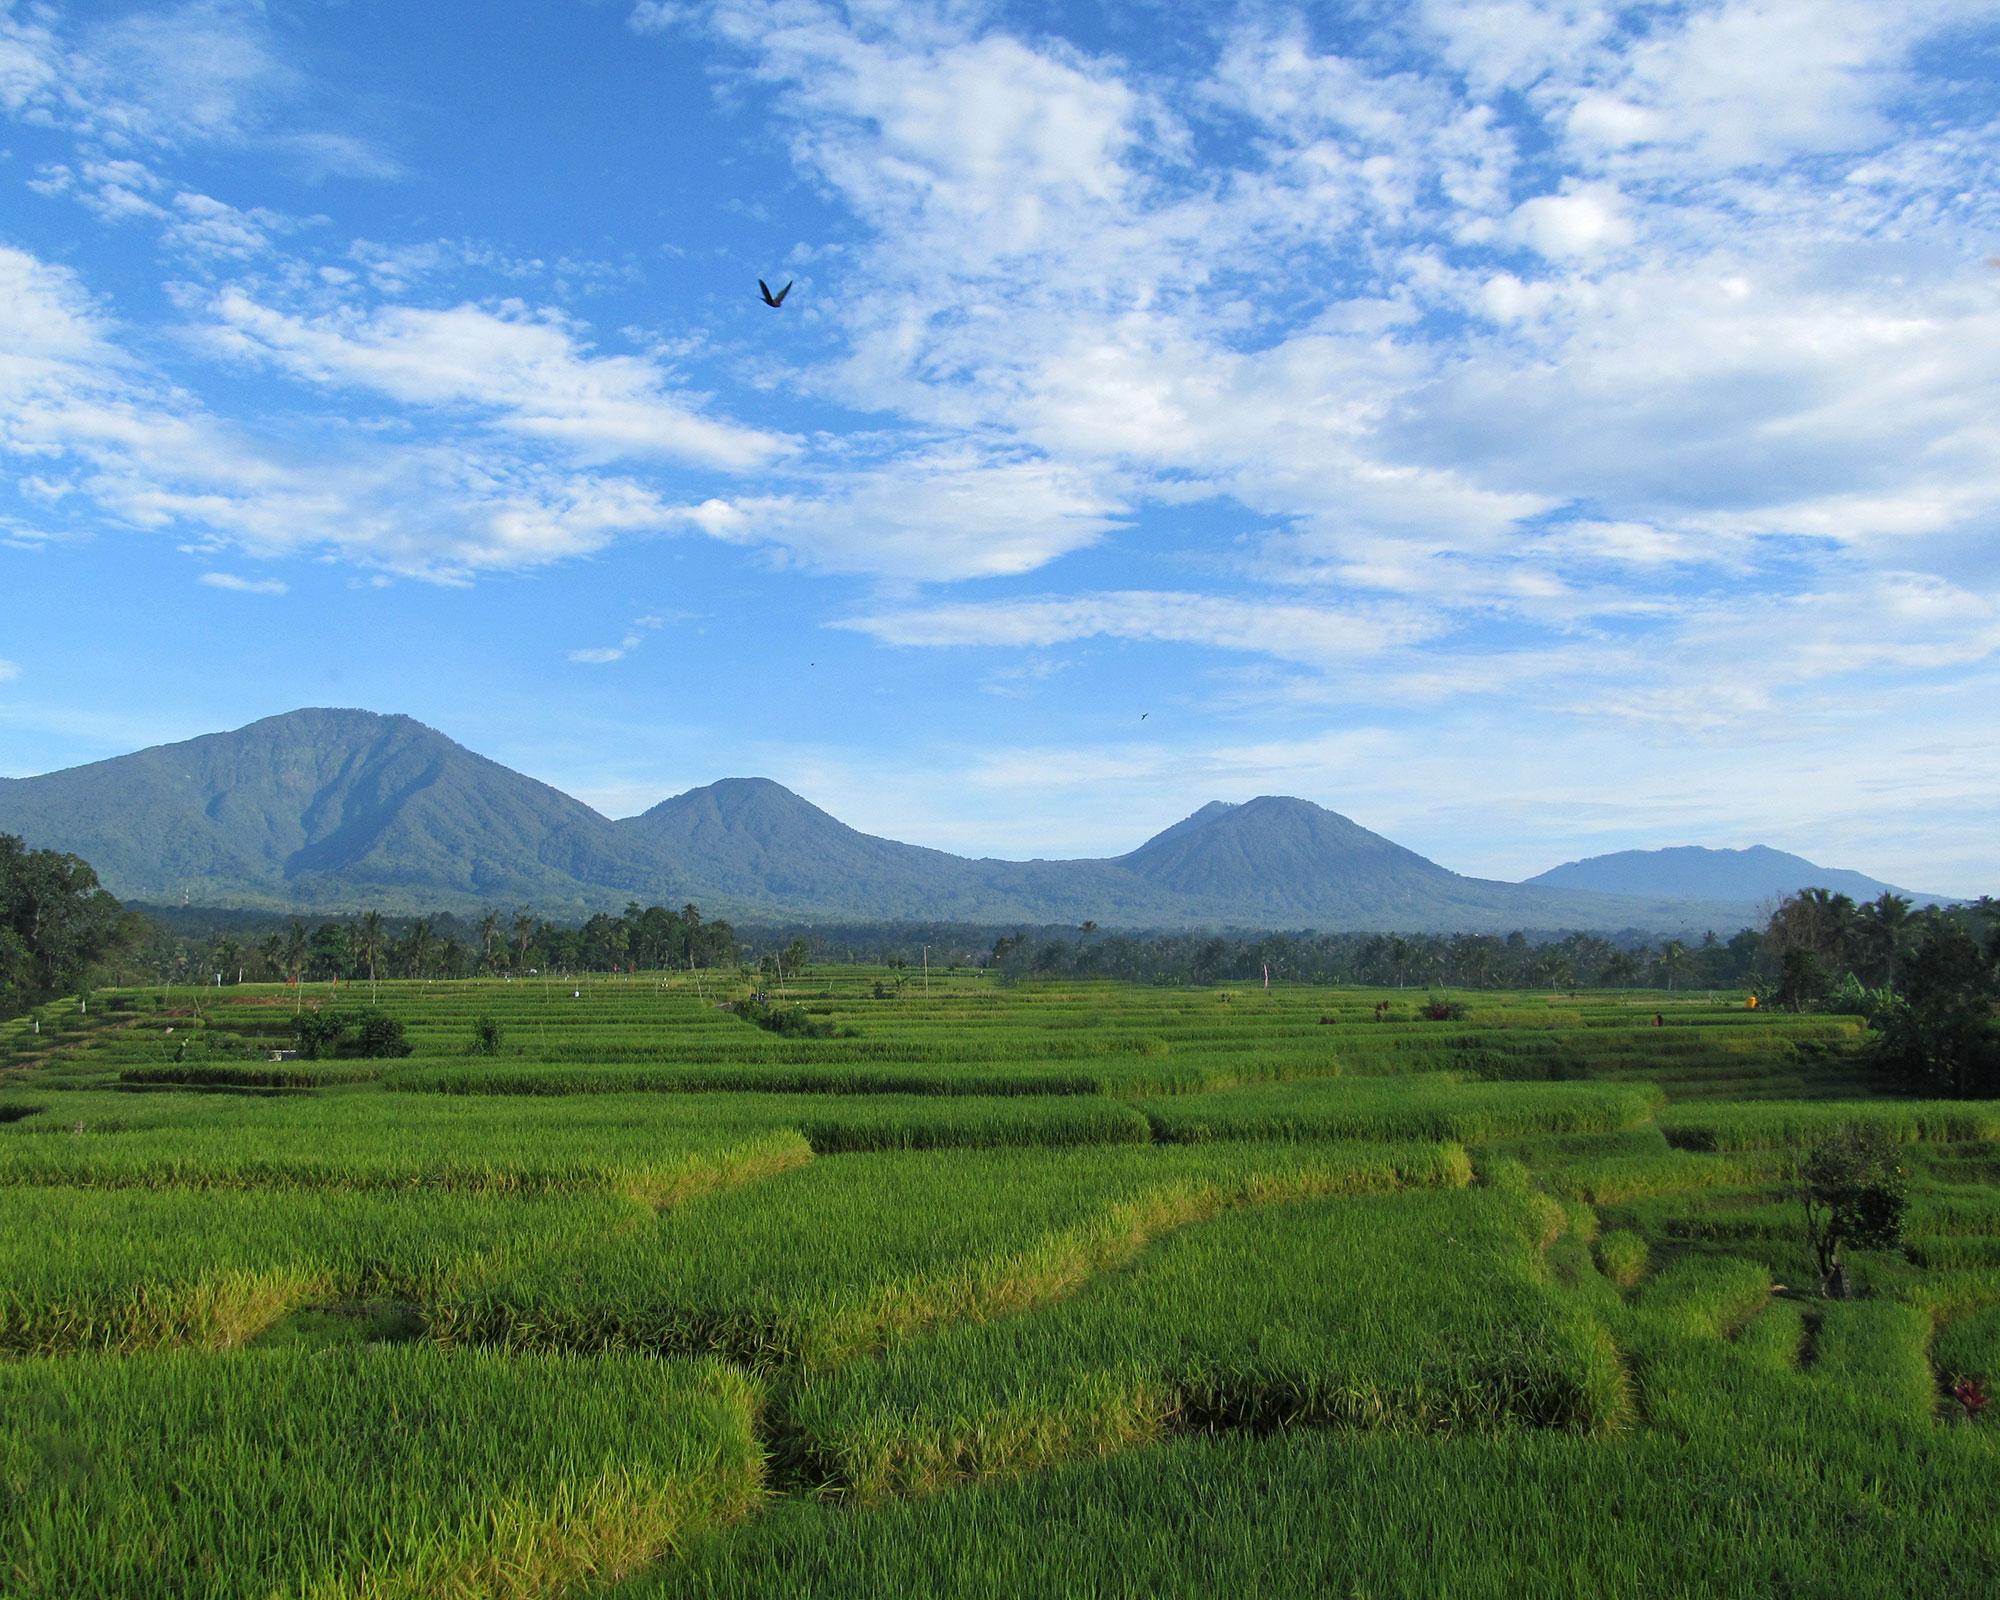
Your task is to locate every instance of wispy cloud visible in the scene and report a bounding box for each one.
[198,571,286,594]
[0,244,699,580]
[2,0,401,175]
[203,292,792,470]
[568,614,664,665]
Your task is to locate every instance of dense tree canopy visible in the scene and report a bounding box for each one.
[141,901,741,986]
[0,834,140,1005]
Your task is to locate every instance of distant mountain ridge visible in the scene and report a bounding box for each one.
[0,708,1905,932]
[1526,844,1950,908]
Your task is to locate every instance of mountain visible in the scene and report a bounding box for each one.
[0,707,1789,931]
[1525,845,1949,907]
[0,709,656,913]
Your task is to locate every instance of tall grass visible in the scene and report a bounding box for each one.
[1660,1100,2000,1151]
[0,1186,640,1355]
[0,1347,763,1599]
[1142,1075,1661,1144]
[639,1424,2000,1600]
[0,1091,810,1203]
[784,1186,1627,1502]
[433,1143,1471,1367]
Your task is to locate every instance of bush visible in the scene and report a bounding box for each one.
[734,997,841,1040]
[291,1008,350,1061]
[1420,997,1469,1021]
[468,1015,504,1056]
[351,1011,413,1060]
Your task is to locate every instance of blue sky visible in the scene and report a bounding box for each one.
[1,0,1997,892]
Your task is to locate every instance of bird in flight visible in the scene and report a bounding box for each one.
[759,279,793,308]
[1140,713,1149,720]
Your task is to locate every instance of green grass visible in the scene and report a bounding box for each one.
[0,1091,811,1202]
[432,1143,1472,1368]
[0,1347,764,1599]
[0,1186,637,1355]
[1141,1074,1661,1143]
[5,974,1997,1597]
[1660,1099,2000,1151]
[634,1425,2000,1600]
[782,1185,1624,1501]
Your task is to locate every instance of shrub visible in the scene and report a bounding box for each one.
[468,1015,504,1056]
[735,997,840,1040]
[291,1008,350,1061]
[1421,998,1469,1021]
[351,1011,413,1060]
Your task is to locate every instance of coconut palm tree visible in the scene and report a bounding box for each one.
[358,911,386,1001]
[1658,939,1691,992]
[1855,893,1914,987]
[406,918,435,980]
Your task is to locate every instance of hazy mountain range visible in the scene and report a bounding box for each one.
[0,710,1947,931]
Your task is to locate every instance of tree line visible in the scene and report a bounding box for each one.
[1756,888,1999,1097]
[147,902,742,988]
[976,925,1764,990]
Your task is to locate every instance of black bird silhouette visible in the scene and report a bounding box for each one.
[758,278,793,308]
[1140,713,1149,720]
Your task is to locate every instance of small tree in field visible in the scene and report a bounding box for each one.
[1800,1124,1908,1299]
[352,1010,413,1059]
[292,1007,350,1060]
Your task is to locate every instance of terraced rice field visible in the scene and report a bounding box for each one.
[4,971,1998,1597]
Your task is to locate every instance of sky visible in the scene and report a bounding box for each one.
[1,0,1997,893]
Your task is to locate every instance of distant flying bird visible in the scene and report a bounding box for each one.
[759,278,793,308]
[1140,713,1148,720]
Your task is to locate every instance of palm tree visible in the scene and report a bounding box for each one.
[1658,939,1691,992]
[406,918,435,980]
[358,911,386,1001]
[1855,893,1913,987]
[477,911,500,970]
[1386,936,1412,988]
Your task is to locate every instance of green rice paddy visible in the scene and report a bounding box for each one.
[3,969,1996,1597]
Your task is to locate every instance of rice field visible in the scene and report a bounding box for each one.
[3,968,1998,1596]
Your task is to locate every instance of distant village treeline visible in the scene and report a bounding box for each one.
[107,883,1997,1002]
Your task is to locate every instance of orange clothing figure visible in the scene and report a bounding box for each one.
[1746,995,1758,1010]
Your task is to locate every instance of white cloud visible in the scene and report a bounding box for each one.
[198,571,285,594]
[0,244,703,579]
[1509,183,1633,259]
[0,659,18,681]
[567,614,663,665]
[694,449,1123,580]
[204,292,791,470]
[840,591,1443,668]
[2,0,399,174]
